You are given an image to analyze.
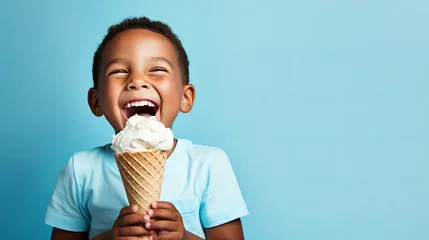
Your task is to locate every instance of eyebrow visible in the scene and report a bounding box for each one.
[104,58,125,73]
[149,56,174,69]
[103,57,174,73]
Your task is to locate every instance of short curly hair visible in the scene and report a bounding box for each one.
[92,16,189,88]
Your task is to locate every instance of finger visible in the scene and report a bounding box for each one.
[122,237,152,240]
[151,232,181,240]
[118,213,147,227]
[150,201,177,211]
[117,225,151,236]
[147,208,181,221]
[118,205,139,218]
[145,220,180,231]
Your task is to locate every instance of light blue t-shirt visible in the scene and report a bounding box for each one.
[45,139,248,239]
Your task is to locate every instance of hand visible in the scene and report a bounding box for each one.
[143,201,185,240]
[110,205,155,240]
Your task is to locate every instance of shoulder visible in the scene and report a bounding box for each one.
[180,139,230,166]
[72,144,111,163]
[65,144,113,179]
[178,139,234,178]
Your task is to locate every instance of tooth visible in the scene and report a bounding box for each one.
[127,100,156,108]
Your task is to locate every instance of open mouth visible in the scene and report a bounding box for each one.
[122,100,159,119]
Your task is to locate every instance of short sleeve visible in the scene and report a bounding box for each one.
[44,156,90,232]
[200,149,249,228]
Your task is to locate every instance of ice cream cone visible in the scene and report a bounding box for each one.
[115,150,168,214]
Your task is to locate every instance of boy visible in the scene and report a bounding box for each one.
[45,17,248,240]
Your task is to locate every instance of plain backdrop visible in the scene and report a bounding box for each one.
[1,0,428,239]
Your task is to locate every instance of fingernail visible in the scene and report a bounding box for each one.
[144,215,150,221]
[148,209,153,216]
[145,222,151,229]
[143,237,149,240]
[131,205,138,212]
[151,202,157,208]
[149,236,153,240]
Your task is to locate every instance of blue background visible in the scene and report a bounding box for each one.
[1,0,428,239]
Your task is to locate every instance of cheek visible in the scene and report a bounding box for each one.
[106,83,121,97]
[160,88,181,114]
[159,81,182,103]
[100,85,121,109]
[168,90,183,108]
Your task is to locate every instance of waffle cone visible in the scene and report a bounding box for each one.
[115,150,167,214]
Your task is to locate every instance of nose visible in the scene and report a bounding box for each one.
[126,77,151,90]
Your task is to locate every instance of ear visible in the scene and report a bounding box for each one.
[88,88,103,117]
[180,84,196,113]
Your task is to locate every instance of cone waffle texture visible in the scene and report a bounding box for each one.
[115,150,167,213]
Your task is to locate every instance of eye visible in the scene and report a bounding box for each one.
[150,67,168,73]
[108,69,128,76]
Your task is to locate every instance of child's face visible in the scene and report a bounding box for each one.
[88,29,194,133]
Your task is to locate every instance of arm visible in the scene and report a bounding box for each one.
[204,219,244,240]
[50,227,88,240]
[46,157,91,239]
[51,205,153,240]
[198,150,248,240]
[91,231,112,240]
[51,228,113,240]
[183,231,203,240]
[144,202,245,240]
[183,219,244,240]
